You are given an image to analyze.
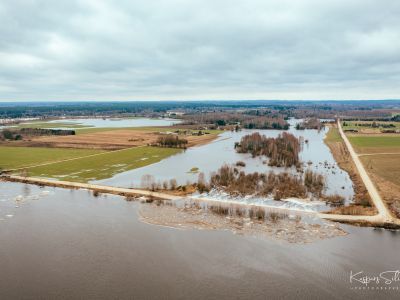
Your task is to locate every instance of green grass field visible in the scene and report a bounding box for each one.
[14,121,91,129]
[0,147,104,170]
[348,136,400,148]
[23,146,182,182]
[342,121,400,131]
[325,127,342,143]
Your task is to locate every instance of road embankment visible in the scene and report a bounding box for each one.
[2,173,400,228]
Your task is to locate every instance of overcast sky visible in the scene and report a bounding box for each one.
[0,0,399,101]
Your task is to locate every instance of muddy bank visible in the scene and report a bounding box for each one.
[138,200,347,244]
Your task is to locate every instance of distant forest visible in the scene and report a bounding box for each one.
[0,100,399,119]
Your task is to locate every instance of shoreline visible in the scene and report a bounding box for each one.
[2,174,400,229]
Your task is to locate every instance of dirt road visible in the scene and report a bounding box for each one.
[1,174,318,216]
[334,119,395,223]
[2,173,399,227]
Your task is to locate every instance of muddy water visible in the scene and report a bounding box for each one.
[95,120,354,210]
[1,181,399,300]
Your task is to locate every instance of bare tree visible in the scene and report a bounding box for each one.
[141,174,155,189]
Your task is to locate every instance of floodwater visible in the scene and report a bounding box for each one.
[95,120,354,211]
[0,181,399,300]
[49,117,180,128]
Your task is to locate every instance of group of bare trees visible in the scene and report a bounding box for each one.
[205,164,328,200]
[155,135,188,148]
[295,118,323,130]
[242,117,289,129]
[235,132,301,167]
[139,164,344,205]
[179,112,289,130]
[141,175,178,191]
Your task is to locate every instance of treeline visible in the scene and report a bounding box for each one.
[235,132,301,167]
[19,128,76,136]
[296,118,323,130]
[155,135,188,148]
[180,112,289,130]
[242,117,289,129]
[0,128,75,141]
[343,121,397,128]
[1,130,22,141]
[1,100,398,119]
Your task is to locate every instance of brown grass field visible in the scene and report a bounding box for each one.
[346,133,400,218]
[2,129,219,150]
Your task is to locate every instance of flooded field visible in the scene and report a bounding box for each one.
[49,117,180,128]
[0,181,398,300]
[96,120,354,211]
[138,199,347,243]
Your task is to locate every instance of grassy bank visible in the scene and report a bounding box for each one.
[324,127,376,214]
[0,146,104,170]
[324,126,341,143]
[22,146,182,182]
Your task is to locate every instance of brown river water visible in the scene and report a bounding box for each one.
[1,181,399,300]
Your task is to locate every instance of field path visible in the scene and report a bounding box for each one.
[358,152,400,157]
[1,174,319,216]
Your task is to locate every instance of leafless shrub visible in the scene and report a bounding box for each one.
[249,207,266,220]
[169,178,177,190]
[162,180,169,190]
[323,194,345,206]
[267,211,288,223]
[236,161,246,167]
[304,169,325,196]
[197,172,209,193]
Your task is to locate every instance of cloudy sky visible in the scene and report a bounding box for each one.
[0,0,399,101]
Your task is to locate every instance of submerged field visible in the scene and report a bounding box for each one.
[23,146,182,182]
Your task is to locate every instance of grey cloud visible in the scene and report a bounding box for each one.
[0,0,399,101]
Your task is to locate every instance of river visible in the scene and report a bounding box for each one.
[0,181,398,300]
[95,120,354,211]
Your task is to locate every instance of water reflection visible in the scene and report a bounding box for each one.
[0,181,399,300]
[48,117,180,128]
[95,120,354,207]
